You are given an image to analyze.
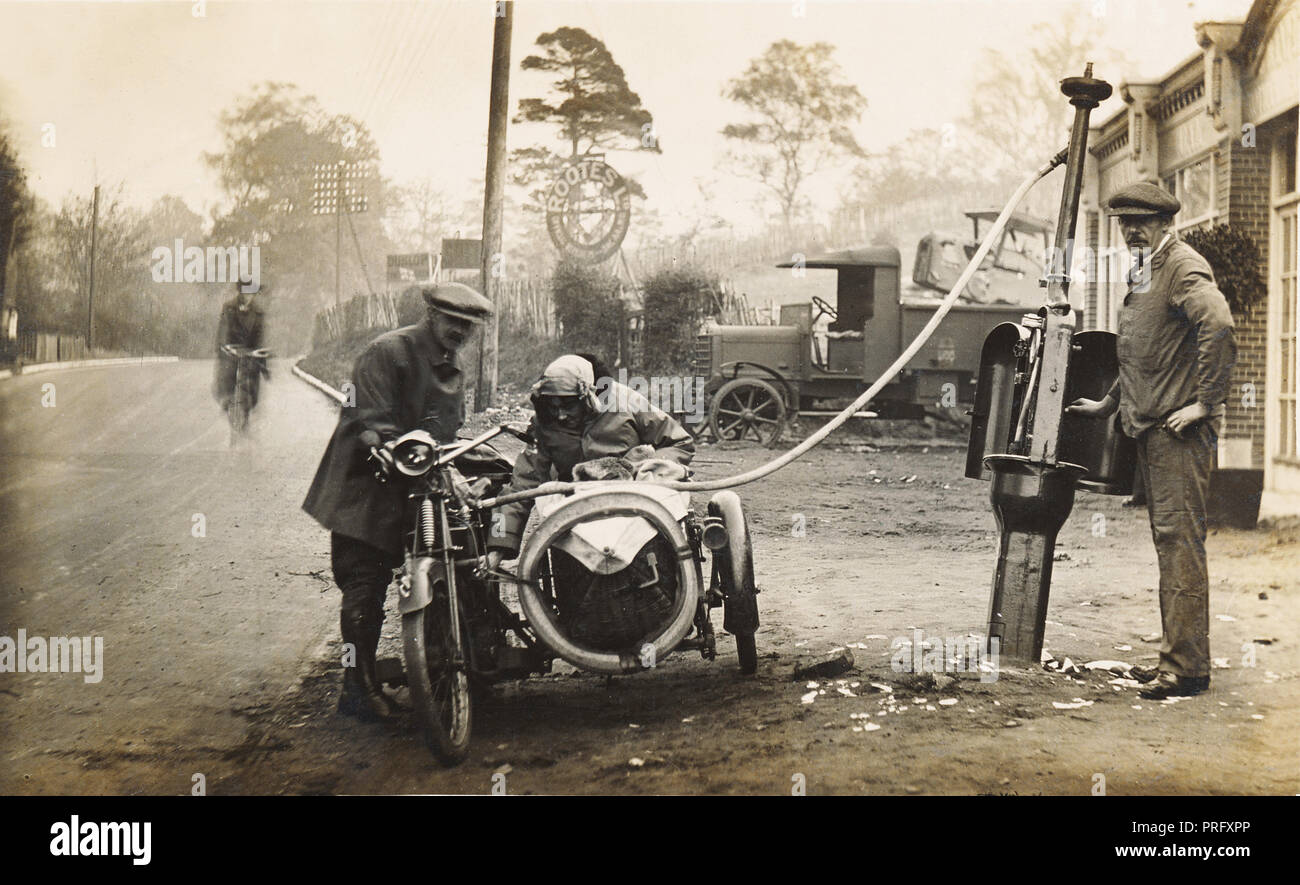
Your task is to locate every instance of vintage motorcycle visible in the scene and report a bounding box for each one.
[220,343,272,443]
[370,423,759,765]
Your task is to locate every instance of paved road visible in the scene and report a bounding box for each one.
[0,360,341,793]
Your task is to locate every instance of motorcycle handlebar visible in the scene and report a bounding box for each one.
[500,424,534,445]
[368,446,394,482]
[221,345,273,359]
[367,422,524,486]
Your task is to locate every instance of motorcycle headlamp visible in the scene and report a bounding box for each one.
[392,437,437,477]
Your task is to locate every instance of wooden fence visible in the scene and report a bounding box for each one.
[495,278,554,338]
[312,292,404,346]
[19,332,86,363]
[311,278,556,348]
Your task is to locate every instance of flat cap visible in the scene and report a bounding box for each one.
[422,282,493,323]
[1106,181,1180,217]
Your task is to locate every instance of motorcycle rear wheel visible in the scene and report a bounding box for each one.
[402,601,472,766]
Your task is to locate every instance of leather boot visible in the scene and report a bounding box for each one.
[358,616,404,717]
[338,610,401,721]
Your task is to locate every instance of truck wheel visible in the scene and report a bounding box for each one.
[709,378,787,447]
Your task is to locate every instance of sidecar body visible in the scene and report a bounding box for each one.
[514,481,759,675]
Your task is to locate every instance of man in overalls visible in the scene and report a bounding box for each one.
[1068,181,1236,700]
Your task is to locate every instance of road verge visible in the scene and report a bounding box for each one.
[0,355,180,381]
[291,357,346,404]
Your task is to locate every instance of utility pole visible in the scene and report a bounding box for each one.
[476,0,512,411]
[313,160,369,307]
[87,184,100,351]
[336,192,342,306]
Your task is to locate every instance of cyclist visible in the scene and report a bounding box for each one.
[214,279,268,416]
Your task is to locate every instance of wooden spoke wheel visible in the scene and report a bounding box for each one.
[709,378,787,447]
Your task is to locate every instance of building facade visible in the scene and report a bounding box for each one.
[1081,0,1298,524]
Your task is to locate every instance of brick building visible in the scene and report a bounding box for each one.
[1081,0,1298,524]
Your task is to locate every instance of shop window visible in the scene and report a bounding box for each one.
[1104,214,1127,326]
[1278,210,1295,459]
[1278,126,1297,199]
[1274,125,1298,461]
[1163,157,1216,230]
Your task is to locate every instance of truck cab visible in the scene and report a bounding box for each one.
[777,245,901,380]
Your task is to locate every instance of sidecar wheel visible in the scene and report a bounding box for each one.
[708,491,760,674]
[402,603,472,766]
[517,489,700,675]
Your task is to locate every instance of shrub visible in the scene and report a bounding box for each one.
[641,266,717,375]
[550,258,625,355]
[1181,224,1266,316]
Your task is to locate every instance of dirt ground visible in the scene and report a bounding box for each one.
[224,434,1300,796]
[2,364,1295,796]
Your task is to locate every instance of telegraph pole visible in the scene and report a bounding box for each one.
[336,193,342,306]
[87,184,100,351]
[476,0,512,411]
[313,160,369,306]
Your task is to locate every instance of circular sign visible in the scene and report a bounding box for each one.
[545,158,632,264]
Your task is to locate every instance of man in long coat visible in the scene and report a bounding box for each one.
[303,282,493,721]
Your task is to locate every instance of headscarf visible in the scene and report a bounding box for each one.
[530,354,600,413]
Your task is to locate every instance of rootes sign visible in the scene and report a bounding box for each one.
[545,157,632,264]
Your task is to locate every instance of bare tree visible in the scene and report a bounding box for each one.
[720,40,866,231]
[960,9,1121,184]
[39,185,150,350]
[0,124,34,319]
[391,178,452,253]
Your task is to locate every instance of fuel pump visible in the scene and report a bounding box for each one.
[965,66,1136,665]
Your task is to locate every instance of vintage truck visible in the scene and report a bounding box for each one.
[695,210,1068,444]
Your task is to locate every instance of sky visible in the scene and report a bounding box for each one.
[0,0,1257,236]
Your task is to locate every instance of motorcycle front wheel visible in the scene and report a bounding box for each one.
[402,598,472,765]
[228,373,250,443]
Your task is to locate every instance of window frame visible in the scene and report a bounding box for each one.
[1162,152,1219,233]
[1270,123,1299,464]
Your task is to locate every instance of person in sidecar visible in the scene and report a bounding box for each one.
[483,353,695,573]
